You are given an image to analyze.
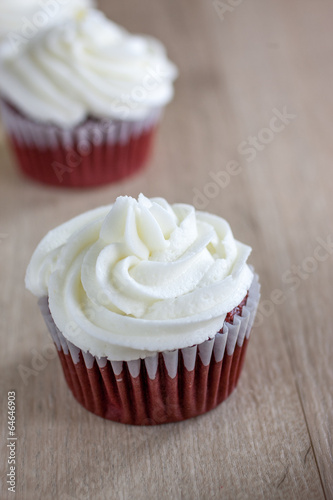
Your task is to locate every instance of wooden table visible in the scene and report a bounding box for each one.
[1,0,332,498]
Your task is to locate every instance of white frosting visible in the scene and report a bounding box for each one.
[0,0,94,39]
[0,9,177,126]
[26,195,254,361]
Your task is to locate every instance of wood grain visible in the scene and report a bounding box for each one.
[1,0,332,498]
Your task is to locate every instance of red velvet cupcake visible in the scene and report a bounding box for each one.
[0,9,177,187]
[25,195,260,425]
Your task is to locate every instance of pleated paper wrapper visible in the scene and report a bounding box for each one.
[0,99,161,188]
[38,274,260,425]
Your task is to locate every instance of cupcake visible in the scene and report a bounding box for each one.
[0,9,177,187]
[25,195,260,425]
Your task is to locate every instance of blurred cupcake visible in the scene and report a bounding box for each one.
[25,195,260,425]
[0,9,177,187]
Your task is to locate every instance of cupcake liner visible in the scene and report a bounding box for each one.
[0,99,162,188]
[38,274,260,425]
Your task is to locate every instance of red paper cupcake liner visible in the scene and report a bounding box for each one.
[38,274,260,425]
[0,99,161,188]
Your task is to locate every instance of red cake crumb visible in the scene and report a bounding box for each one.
[224,293,249,325]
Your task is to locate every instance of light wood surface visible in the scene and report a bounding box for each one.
[1,0,333,498]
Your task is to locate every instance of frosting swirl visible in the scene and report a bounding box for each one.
[0,9,177,126]
[25,195,254,361]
